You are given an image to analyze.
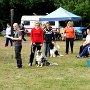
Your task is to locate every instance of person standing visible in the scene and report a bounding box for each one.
[28,21,44,66]
[5,23,13,47]
[20,24,26,41]
[44,22,55,57]
[11,23,23,68]
[64,21,75,54]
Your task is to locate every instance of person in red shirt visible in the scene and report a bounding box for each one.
[29,21,44,66]
[64,21,75,54]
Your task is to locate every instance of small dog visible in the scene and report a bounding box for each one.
[36,50,43,67]
[36,50,50,67]
[49,43,63,57]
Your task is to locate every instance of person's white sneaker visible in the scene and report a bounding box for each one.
[28,63,32,66]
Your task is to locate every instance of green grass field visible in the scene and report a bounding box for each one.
[0,36,90,90]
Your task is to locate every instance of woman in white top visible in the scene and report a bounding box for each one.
[79,28,90,54]
[5,23,13,47]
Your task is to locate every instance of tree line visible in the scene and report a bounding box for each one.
[0,0,90,29]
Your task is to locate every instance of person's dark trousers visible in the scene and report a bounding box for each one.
[44,42,51,57]
[22,31,26,41]
[15,46,22,68]
[5,37,13,46]
[54,33,59,40]
[79,44,89,54]
[66,38,74,54]
[29,43,41,65]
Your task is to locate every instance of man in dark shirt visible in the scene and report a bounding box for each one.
[11,23,22,68]
[20,24,26,41]
[44,22,55,57]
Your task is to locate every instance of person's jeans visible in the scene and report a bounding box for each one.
[15,46,22,68]
[79,44,89,54]
[80,45,89,57]
[44,42,51,57]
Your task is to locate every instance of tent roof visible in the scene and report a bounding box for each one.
[39,7,81,21]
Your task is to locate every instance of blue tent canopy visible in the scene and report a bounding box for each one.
[40,7,82,21]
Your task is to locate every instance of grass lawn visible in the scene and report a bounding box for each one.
[0,36,90,90]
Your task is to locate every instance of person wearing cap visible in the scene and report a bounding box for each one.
[28,21,44,66]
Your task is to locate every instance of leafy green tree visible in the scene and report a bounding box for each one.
[0,0,90,26]
[54,0,90,24]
